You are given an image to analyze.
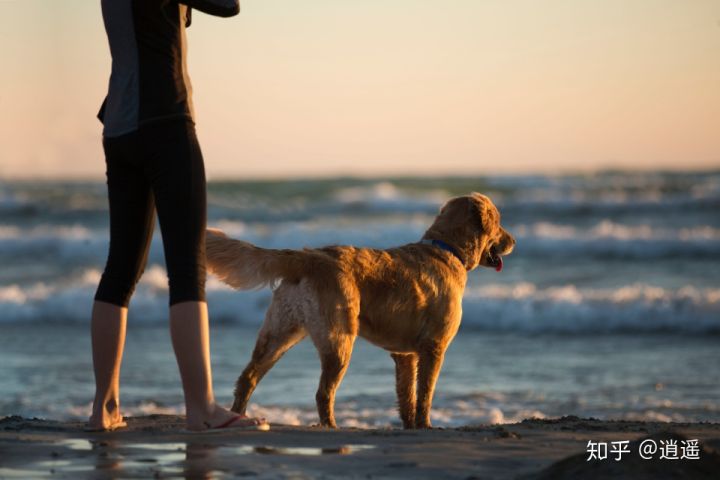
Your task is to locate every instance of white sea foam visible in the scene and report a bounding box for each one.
[17,394,542,427]
[506,220,720,258]
[16,394,715,426]
[2,266,718,332]
[0,224,96,241]
[332,182,449,213]
[2,218,719,271]
[462,283,720,332]
[513,220,720,242]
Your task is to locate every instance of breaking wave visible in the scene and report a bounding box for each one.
[2,267,718,333]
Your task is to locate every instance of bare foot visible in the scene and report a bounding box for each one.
[86,412,127,432]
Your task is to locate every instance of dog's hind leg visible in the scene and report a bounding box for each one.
[231,299,306,414]
[313,334,355,428]
[391,353,418,429]
[304,298,358,428]
[414,343,446,429]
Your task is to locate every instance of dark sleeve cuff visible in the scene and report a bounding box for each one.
[178,0,239,17]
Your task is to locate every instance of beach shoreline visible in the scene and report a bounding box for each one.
[1,415,718,479]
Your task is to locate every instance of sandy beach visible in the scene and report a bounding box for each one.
[1,415,718,479]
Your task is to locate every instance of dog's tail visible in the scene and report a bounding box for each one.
[205,228,316,290]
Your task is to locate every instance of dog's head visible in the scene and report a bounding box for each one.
[423,193,515,271]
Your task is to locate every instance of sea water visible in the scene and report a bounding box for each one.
[1,172,719,426]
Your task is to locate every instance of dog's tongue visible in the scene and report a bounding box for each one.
[495,256,503,272]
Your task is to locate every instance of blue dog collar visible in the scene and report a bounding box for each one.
[420,239,465,266]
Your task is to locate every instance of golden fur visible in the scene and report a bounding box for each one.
[206,193,515,428]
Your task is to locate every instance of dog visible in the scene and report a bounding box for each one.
[205,193,515,429]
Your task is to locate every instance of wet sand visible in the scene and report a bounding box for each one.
[0,415,719,479]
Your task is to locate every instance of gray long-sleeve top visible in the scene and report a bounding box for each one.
[98,0,239,137]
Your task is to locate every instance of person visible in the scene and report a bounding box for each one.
[88,0,267,432]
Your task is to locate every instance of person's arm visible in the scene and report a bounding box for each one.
[178,0,239,17]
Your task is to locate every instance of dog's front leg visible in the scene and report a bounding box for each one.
[415,344,446,429]
[391,353,418,429]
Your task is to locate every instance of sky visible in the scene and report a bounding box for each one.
[0,0,718,179]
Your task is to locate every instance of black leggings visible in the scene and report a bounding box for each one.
[95,119,207,307]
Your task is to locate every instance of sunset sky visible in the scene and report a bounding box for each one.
[0,0,718,179]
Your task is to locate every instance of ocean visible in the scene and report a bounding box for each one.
[1,172,719,427]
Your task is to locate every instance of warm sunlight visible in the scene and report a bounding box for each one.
[1,0,718,178]
[1,2,720,477]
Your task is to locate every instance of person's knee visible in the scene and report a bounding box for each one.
[168,268,206,306]
[94,271,140,307]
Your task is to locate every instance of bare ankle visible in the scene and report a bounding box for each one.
[104,398,119,414]
[91,397,121,419]
[185,401,217,427]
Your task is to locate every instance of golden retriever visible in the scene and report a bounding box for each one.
[205,193,515,429]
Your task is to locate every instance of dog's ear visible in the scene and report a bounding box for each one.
[438,194,495,235]
[469,193,499,234]
[430,196,478,240]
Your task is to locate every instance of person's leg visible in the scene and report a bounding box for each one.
[89,132,155,431]
[169,301,263,429]
[88,301,128,430]
[145,120,266,430]
[168,301,213,426]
